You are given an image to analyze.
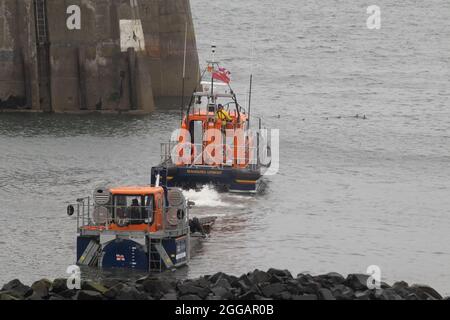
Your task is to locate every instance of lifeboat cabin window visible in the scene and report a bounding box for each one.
[113,195,154,225]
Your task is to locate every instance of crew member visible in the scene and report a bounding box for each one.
[130,198,142,224]
[216,104,232,127]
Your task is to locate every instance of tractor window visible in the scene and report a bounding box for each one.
[144,195,154,224]
[113,195,154,226]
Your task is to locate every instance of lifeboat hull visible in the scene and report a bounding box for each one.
[151,165,263,193]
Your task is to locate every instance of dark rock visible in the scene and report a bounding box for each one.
[297,273,314,281]
[392,281,409,290]
[292,294,318,300]
[82,281,109,295]
[227,275,240,285]
[260,283,287,298]
[282,280,302,296]
[323,272,346,284]
[1,279,22,291]
[297,281,320,295]
[314,273,346,290]
[215,278,232,290]
[136,284,145,292]
[267,268,293,279]
[211,286,233,300]
[1,269,444,301]
[178,283,210,299]
[135,276,149,285]
[0,293,20,300]
[233,274,254,291]
[179,294,202,300]
[29,279,52,300]
[116,286,149,300]
[76,290,104,300]
[345,274,370,291]
[318,288,336,300]
[104,284,125,300]
[268,274,286,284]
[312,277,334,290]
[100,278,123,289]
[354,290,371,300]
[59,289,78,299]
[208,272,236,285]
[161,292,178,300]
[1,279,33,298]
[391,282,411,299]
[143,279,175,299]
[411,284,443,300]
[191,277,211,289]
[233,279,252,292]
[407,287,432,300]
[27,294,44,301]
[136,290,152,300]
[277,291,293,300]
[50,278,68,294]
[376,288,402,300]
[296,285,313,295]
[331,284,354,300]
[406,293,419,300]
[237,290,259,300]
[296,274,321,294]
[248,270,271,285]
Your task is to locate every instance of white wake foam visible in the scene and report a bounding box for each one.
[182,185,228,207]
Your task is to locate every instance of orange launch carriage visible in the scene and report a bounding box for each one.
[152,50,264,193]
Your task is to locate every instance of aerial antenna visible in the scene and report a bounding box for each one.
[180,20,188,123]
[248,23,256,127]
[248,74,253,126]
[210,43,217,64]
[210,44,216,101]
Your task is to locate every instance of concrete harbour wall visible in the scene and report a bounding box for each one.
[0,0,199,112]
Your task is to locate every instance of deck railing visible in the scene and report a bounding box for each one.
[72,198,189,234]
[160,142,259,170]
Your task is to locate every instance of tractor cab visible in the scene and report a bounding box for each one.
[67,185,215,272]
[72,186,189,235]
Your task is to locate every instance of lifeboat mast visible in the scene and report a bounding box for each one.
[185,45,242,125]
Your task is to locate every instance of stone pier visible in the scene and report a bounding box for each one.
[0,0,200,113]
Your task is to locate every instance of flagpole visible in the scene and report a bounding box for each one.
[180,20,188,124]
[248,22,256,128]
[248,74,253,127]
[211,45,216,102]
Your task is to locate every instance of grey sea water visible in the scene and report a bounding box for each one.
[0,0,449,295]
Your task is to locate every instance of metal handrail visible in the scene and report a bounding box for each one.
[160,142,259,169]
[77,204,152,227]
[74,200,189,234]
